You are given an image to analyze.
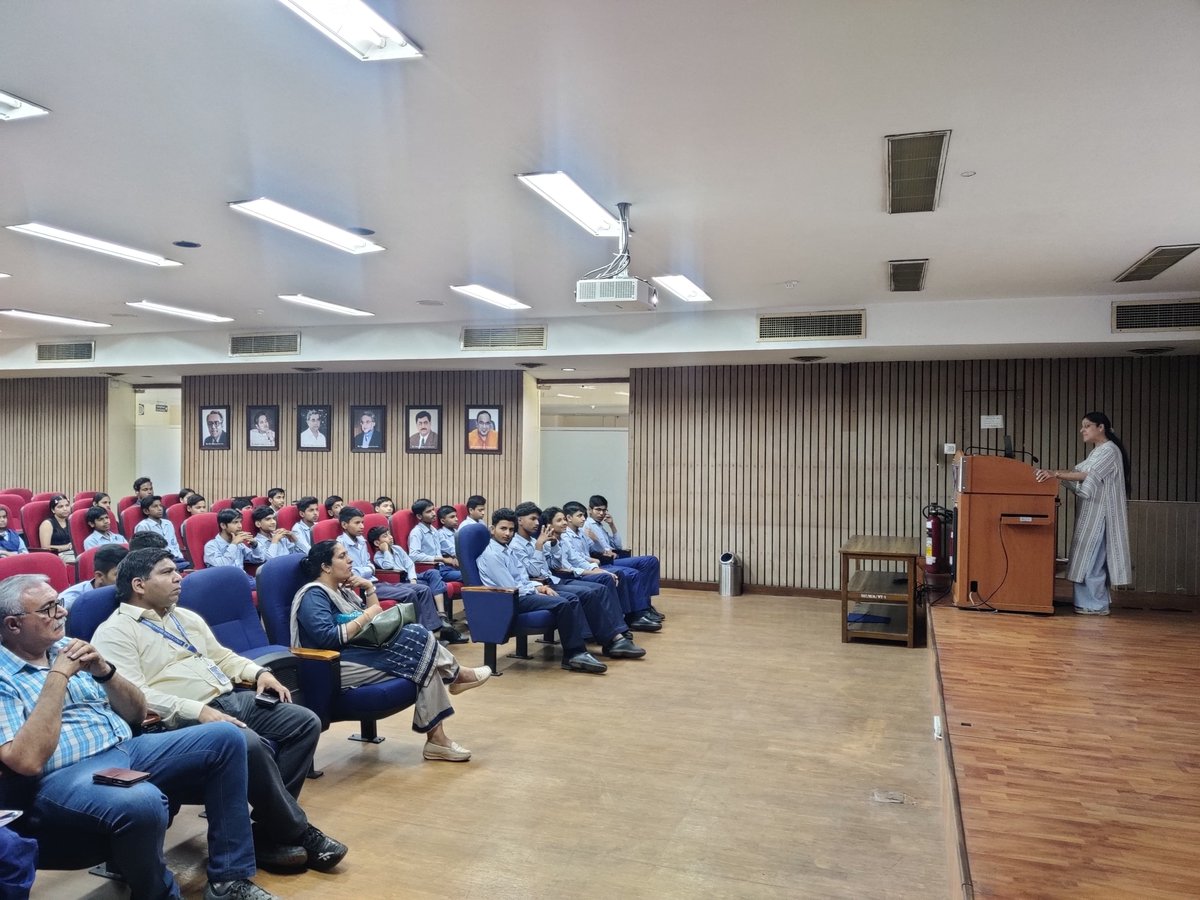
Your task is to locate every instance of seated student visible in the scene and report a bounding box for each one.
[0,826,35,898]
[545,505,660,633]
[292,496,320,553]
[181,492,208,543]
[368,525,451,612]
[0,573,276,900]
[92,549,347,874]
[204,509,257,587]
[583,495,664,620]
[324,495,345,520]
[39,494,75,561]
[59,545,128,611]
[337,507,464,644]
[134,495,190,571]
[91,491,114,513]
[128,530,168,553]
[0,506,28,557]
[82,505,128,550]
[266,488,287,512]
[563,500,661,625]
[408,500,463,583]
[373,496,395,517]
[177,488,195,506]
[510,503,645,662]
[464,495,487,526]
[133,476,155,503]
[248,506,303,562]
[436,505,461,565]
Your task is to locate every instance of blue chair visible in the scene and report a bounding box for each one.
[66,585,120,640]
[255,554,418,744]
[456,523,556,674]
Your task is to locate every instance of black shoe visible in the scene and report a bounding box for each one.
[603,636,646,659]
[441,626,469,644]
[300,824,348,871]
[627,615,662,633]
[641,609,664,624]
[562,651,608,674]
[647,604,665,620]
[204,880,280,900]
[254,841,307,872]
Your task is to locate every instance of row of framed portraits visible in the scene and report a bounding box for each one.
[200,404,503,455]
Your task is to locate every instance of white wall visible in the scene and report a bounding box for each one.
[540,427,628,525]
[133,388,182,494]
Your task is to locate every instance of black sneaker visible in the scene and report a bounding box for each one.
[301,823,349,871]
[204,880,280,900]
[253,841,306,871]
[646,604,665,620]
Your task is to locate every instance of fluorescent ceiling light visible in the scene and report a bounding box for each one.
[449,284,531,311]
[0,309,110,328]
[516,172,619,237]
[556,393,581,399]
[614,390,630,396]
[561,367,576,372]
[126,300,233,323]
[653,275,713,303]
[0,273,9,279]
[6,223,182,267]
[276,0,422,61]
[278,293,374,317]
[229,198,384,254]
[0,90,49,121]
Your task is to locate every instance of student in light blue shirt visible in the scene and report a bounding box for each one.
[59,545,127,611]
[247,506,302,563]
[203,509,256,588]
[82,506,128,552]
[292,497,320,554]
[369,525,451,613]
[435,505,461,562]
[0,507,28,557]
[583,494,663,620]
[407,500,462,582]
[133,496,189,570]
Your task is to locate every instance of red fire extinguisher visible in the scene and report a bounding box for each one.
[922,503,952,576]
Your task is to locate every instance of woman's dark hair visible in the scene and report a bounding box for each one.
[1084,411,1131,497]
[301,539,339,580]
[49,494,69,517]
[92,491,110,506]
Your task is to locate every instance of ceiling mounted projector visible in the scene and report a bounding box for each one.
[574,202,658,311]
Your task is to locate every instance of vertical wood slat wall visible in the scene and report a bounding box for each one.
[0,377,108,493]
[181,372,523,509]
[629,357,1198,591]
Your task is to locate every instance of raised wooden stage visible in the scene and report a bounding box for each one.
[932,603,1200,898]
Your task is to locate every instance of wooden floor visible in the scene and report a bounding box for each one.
[35,590,946,899]
[933,603,1200,899]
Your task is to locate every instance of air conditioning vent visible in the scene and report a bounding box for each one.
[889,259,928,292]
[229,333,300,356]
[461,325,547,351]
[1112,300,1200,332]
[37,341,94,362]
[886,130,950,213]
[758,311,866,341]
[1114,245,1199,282]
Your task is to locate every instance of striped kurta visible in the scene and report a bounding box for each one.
[1065,440,1131,586]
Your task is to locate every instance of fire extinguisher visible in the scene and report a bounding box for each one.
[922,502,952,576]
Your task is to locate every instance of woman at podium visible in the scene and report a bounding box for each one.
[1035,411,1131,616]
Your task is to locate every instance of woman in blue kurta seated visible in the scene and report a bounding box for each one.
[291,540,489,761]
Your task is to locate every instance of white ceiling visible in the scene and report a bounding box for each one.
[1,0,1197,382]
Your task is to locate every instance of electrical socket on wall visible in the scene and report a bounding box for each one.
[943,442,956,455]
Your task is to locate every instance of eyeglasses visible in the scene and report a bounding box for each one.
[14,598,66,619]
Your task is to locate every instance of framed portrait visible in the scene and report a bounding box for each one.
[297,405,331,452]
[350,405,387,453]
[246,404,280,451]
[405,405,442,454]
[465,405,502,454]
[200,405,230,450]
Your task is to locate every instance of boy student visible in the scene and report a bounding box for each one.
[323,495,344,520]
[583,494,664,620]
[511,503,644,662]
[248,506,303,562]
[0,506,28,557]
[465,495,487,525]
[408,500,463,582]
[267,488,287,512]
[59,545,128,610]
[203,509,257,587]
[369,525,453,617]
[546,505,660,633]
[133,495,190,571]
[337,507,465,644]
[133,476,155,502]
[373,497,395,516]
[83,505,128,550]
[436,505,461,564]
[292,496,320,553]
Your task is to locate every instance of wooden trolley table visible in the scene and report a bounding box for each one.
[839,535,922,648]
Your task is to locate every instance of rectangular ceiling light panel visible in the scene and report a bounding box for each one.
[229,198,384,254]
[6,223,181,266]
[653,275,713,303]
[886,131,950,213]
[126,300,233,323]
[889,259,928,291]
[450,284,531,310]
[278,293,373,317]
[516,172,620,236]
[1,309,111,328]
[276,0,422,60]
[1113,245,1199,282]
[0,90,49,121]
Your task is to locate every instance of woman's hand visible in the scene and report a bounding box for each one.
[345,573,373,592]
[361,604,384,621]
[1034,468,1056,482]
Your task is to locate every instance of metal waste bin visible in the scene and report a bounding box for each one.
[718,552,742,597]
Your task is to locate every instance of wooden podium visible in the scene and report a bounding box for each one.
[952,453,1057,613]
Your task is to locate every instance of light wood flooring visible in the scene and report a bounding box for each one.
[933,603,1200,899]
[34,590,946,899]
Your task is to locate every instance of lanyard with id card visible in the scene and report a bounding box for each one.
[139,611,231,686]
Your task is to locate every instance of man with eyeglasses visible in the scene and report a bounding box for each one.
[204,410,228,447]
[0,573,278,900]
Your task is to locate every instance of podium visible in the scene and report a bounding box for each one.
[952,453,1057,613]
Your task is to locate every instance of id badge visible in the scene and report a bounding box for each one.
[207,663,231,685]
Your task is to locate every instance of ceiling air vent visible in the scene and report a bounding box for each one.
[889,259,928,291]
[758,311,865,341]
[461,325,547,351]
[1113,244,1199,282]
[1111,300,1200,332]
[229,333,300,356]
[36,341,95,362]
[886,130,950,213]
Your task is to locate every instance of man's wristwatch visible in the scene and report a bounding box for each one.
[254,668,272,685]
[93,661,118,683]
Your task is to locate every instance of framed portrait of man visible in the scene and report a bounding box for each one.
[465,405,502,454]
[297,405,331,452]
[200,406,230,450]
[405,405,442,454]
[247,405,279,451]
[350,405,386,453]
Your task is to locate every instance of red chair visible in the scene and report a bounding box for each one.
[348,500,375,516]
[120,505,146,538]
[184,513,220,570]
[31,491,64,503]
[116,494,138,514]
[76,546,102,583]
[311,519,342,544]
[165,503,188,539]
[251,496,269,508]
[276,506,301,531]
[2,488,33,503]
[0,552,71,593]
[453,504,468,525]
[317,503,332,521]
[19,501,53,551]
[68,509,92,554]
[211,497,234,513]
[241,507,257,534]
[72,498,93,512]
[73,491,96,502]
[0,494,28,533]
[389,510,462,618]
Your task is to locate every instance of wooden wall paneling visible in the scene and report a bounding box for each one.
[0,377,107,494]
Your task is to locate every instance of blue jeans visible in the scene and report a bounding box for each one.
[31,722,254,898]
[0,826,36,898]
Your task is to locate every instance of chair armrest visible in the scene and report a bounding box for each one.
[290,647,340,661]
[460,586,520,643]
[612,548,632,559]
[376,571,402,584]
[290,649,342,730]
